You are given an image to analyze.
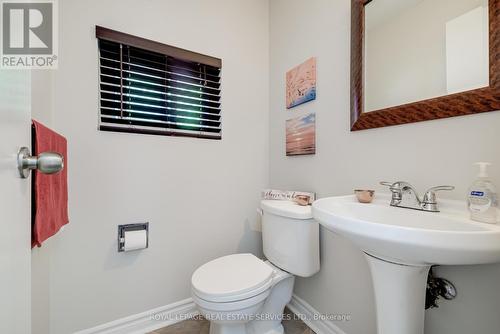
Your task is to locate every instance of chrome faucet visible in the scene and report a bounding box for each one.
[380,181,455,212]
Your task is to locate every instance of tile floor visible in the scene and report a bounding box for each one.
[150,308,315,334]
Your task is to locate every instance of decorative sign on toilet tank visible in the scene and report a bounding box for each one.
[262,189,316,204]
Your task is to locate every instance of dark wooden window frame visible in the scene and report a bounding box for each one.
[351,0,500,131]
[96,26,221,67]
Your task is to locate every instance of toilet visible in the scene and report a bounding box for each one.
[191,200,320,334]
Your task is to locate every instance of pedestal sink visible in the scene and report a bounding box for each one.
[312,194,500,334]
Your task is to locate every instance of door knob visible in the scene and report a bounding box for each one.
[17,147,64,179]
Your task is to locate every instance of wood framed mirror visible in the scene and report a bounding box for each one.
[351,0,500,131]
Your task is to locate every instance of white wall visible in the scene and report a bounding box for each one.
[269,1,500,333]
[31,1,269,333]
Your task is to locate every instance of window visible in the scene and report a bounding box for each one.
[96,26,222,139]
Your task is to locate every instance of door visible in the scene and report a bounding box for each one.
[0,70,32,334]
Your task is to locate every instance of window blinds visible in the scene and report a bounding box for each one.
[96,26,222,139]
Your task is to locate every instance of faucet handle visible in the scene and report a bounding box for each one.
[423,186,455,202]
[422,186,455,212]
[427,185,455,191]
[380,181,404,203]
[380,181,400,194]
[380,181,394,187]
[380,181,410,193]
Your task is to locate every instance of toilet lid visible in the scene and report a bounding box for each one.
[191,254,274,302]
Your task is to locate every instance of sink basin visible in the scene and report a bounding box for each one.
[313,194,500,265]
[312,194,500,334]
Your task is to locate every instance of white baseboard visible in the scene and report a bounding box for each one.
[287,295,348,334]
[74,298,199,334]
[74,294,348,334]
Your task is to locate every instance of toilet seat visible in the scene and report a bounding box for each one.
[192,287,271,312]
[191,254,274,303]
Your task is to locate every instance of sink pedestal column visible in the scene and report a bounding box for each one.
[365,254,431,334]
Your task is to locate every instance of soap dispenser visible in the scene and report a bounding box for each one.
[467,162,498,224]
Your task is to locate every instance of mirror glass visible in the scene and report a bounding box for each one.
[364,0,489,112]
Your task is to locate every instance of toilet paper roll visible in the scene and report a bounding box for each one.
[123,230,147,251]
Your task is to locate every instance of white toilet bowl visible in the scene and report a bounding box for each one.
[191,254,294,334]
[192,200,320,334]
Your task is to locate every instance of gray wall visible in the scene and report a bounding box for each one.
[31,0,269,333]
[269,0,500,333]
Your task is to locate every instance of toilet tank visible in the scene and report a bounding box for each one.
[260,200,320,277]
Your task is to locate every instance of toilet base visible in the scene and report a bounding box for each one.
[209,323,247,334]
[247,274,294,334]
[204,268,295,334]
[209,323,284,334]
[250,323,284,334]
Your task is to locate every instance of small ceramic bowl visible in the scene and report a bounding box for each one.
[354,190,375,203]
[294,195,311,206]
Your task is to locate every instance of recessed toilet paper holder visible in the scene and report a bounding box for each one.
[118,223,149,252]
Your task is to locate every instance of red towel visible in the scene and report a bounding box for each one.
[32,120,69,248]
